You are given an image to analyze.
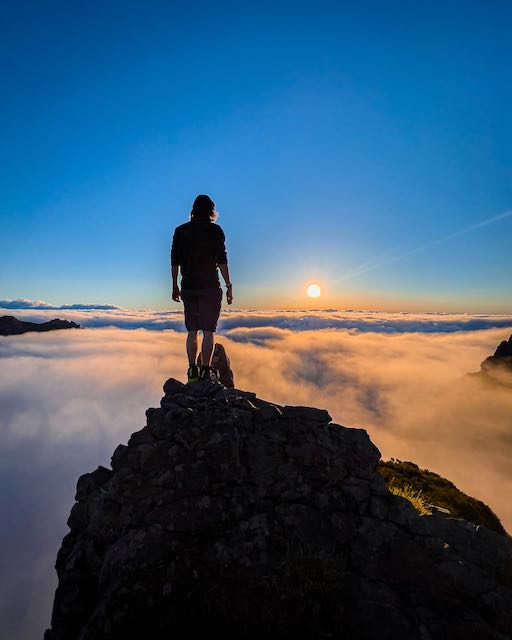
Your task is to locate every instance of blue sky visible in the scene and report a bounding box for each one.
[1,0,511,311]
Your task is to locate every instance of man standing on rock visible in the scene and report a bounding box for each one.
[171,194,233,383]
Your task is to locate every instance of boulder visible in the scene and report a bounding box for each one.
[197,341,235,387]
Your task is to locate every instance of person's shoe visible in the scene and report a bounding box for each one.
[199,365,219,382]
[187,364,199,383]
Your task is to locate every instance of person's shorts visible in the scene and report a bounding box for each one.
[181,287,223,332]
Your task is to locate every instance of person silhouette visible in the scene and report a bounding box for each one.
[170,194,233,383]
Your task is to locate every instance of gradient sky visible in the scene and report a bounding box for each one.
[1,0,511,311]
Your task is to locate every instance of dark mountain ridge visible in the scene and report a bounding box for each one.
[467,334,512,386]
[0,315,80,336]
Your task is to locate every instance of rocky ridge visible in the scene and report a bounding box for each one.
[45,375,512,639]
[0,315,80,336]
[377,459,506,536]
[480,334,512,383]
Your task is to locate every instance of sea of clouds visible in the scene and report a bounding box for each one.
[4,297,512,333]
[1,299,512,639]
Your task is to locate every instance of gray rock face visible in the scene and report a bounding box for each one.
[45,378,512,640]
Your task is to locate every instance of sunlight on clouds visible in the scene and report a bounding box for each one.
[1,325,510,517]
[4,302,512,334]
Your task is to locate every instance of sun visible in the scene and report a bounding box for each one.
[306,283,322,298]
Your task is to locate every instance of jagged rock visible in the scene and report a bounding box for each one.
[0,315,80,336]
[466,334,512,386]
[45,378,512,640]
[75,466,112,501]
[489,335,512,360]
[481,334,512,377]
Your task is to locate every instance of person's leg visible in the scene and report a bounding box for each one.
[197,288,222,377]
[201,330,214,367]
[186,330,198,366]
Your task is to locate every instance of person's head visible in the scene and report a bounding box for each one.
[190,194,218,222]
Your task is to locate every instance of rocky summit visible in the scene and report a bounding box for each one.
[480,334,512,384]
[45,376,512,640]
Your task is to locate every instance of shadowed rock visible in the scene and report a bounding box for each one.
[481,334,512,374]
[197,341,235,387]
[45,376,512,640]
[467,334,512,386]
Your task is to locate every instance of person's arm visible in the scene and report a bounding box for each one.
[216,227,233,304]
[217,262,233,304]
[171,265,181,301]
[170,229,181,302]
[217,263,233,304]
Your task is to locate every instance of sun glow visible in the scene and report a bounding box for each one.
[306,283,322,298]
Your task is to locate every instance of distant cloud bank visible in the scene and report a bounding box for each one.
[2,298,512,337]
[0,298,120,310]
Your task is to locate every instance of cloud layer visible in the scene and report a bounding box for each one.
[1,319,512,639]
[3,299,512,334]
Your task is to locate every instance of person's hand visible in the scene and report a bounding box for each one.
[226,284,233,305]
[172,285,181,302]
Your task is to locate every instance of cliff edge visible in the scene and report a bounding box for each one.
[45,376,512,639]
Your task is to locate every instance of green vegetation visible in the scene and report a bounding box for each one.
[378,459,507,536]
[387,477,432,516]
